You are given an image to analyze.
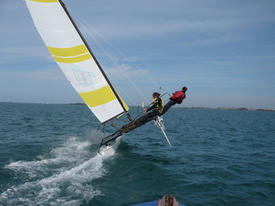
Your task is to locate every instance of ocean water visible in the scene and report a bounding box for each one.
[0,103,274,206]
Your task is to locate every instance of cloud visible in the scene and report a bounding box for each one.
[1,0,275,108]
[0,2,53,64]
[0,46,52,64]
[105,64,148,80]
[71,0,275,42]
[1,67,64,81]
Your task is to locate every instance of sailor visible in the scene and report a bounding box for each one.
[143,92,164,116]
[120,92,164,133]
[162,86,187,115]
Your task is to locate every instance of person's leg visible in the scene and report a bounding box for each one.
[136,111,157,126]
[121,111,154,133]
[162,100,176,115]
[121,110,161,133]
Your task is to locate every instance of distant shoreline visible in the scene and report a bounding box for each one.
[182,106,275,112]
[1,102,274,112]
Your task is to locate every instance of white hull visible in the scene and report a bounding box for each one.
[98,135,123,156]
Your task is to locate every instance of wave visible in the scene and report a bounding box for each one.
[0,136,110,206]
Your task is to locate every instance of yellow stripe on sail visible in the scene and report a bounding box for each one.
[48,45,89,57]
[53,53,92,63]
[117,93,129,111]
[48,44,92,63]
[121,99,129,111]
[79,86,116,108]
[30,0,58,3]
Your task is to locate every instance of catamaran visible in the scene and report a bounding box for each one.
[25,0,171,154]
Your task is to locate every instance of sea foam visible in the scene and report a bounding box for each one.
[0,136,108,206]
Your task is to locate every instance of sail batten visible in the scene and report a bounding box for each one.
[25,0,129,123]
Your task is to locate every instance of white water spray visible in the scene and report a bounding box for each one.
[0,136,115,206]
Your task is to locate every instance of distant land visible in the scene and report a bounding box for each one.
[182,106,275,112]
[66,103,275,112]
[1,102,274,112]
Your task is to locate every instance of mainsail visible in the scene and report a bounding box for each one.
[25,0,129,123]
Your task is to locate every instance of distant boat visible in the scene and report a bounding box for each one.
[25,0,171,154]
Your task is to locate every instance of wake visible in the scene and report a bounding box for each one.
[0,136,111,206]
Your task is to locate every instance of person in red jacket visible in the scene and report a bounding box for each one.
[162,86,187,115]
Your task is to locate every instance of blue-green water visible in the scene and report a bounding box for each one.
[0,103,275,206]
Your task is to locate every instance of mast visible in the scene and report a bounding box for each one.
[59,0,132,122]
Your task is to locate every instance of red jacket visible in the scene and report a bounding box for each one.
[170,91,186,104]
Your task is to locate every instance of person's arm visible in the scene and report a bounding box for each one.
[147,104,155,112]
[144,100,156,113]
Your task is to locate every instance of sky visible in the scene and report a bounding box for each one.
[1,0,275,109]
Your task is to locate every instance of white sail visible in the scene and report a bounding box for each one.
[25,0,129,123]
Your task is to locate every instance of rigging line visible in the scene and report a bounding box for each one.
[74,18,117,65]
[117,67,150,104]
[95,33,162,97]
[59,1,130,121]
[146,75,162,90]
[87,27,161,91]
[74,16,149,102]
[81,26,162,91]
[76,19,117,63]
[114,84,137,107]
[66,5,167,105]
[73,19,161,91]
[73,16,151,104]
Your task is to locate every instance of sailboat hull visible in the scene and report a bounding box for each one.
[98,135,123,156]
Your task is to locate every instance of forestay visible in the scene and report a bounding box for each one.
[25,0,129,123]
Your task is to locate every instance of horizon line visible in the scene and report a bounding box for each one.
[1,101,274,111]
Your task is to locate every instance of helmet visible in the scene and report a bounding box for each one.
[182,86,187,92]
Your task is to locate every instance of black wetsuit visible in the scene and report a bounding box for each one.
[147,97,163,115]
[120,97,163,133]
[101,91,186,146]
